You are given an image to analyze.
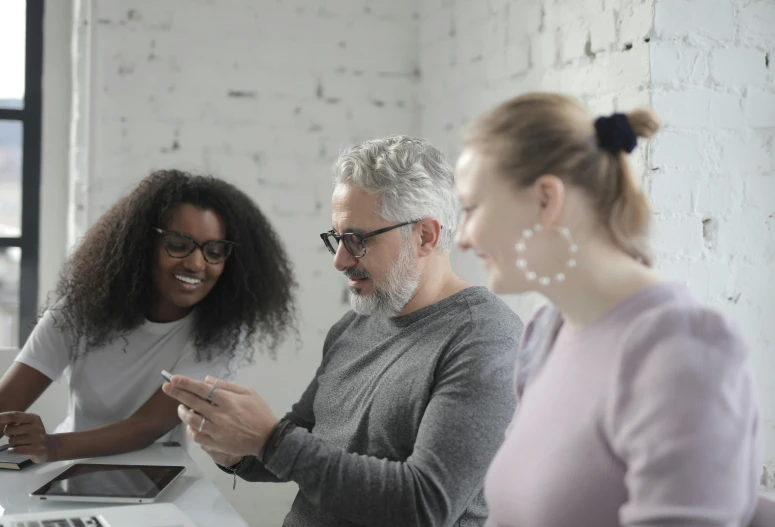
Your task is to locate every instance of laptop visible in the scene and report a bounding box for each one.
[30,463,186,504]
[0,502,197,527]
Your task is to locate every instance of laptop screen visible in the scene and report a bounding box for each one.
[31,464,185,500]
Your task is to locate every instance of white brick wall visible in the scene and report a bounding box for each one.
[418,0,654,324]
[70,1,418,524]
[56,0,774,523]
[651,0,775,487]
[418,0,774,488]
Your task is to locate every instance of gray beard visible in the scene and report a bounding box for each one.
[348,240,420,317]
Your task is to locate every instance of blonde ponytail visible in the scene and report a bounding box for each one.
[607,109,660,267]
[465,94,660,267]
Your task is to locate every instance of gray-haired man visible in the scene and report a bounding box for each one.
[167,136,523,526]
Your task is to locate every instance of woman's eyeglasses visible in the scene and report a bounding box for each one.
[319,220,420,258]
[153,228,235,264]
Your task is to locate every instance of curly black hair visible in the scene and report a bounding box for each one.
[50,169,297,363]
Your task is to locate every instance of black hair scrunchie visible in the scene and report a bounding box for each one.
[595,113,637,154]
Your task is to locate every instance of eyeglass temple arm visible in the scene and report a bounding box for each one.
[360,220,421,240]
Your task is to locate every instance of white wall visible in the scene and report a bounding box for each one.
[416,0,775,485]
[650,0,775,487]
[418,0,654,321]
[33,0,774,524]
[38,0,72,306]
[67,1,418,524]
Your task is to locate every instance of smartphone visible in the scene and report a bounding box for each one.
[161,370,173,383]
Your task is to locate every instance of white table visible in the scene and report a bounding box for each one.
[0,443,248,527]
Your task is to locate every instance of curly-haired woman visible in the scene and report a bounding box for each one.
[0,169,297,463]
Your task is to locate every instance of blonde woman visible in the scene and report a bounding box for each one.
[455,92,760,527]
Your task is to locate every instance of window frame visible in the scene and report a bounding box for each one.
[0,0,44,346]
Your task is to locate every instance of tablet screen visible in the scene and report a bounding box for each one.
[31,464,185,499]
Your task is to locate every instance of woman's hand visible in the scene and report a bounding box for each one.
[0,411,58,463]
[162,375,279,457]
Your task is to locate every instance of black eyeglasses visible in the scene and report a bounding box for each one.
[320,220,420,258]
[153,228,235,264]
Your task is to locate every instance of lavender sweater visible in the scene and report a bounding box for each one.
[485,282,760,527]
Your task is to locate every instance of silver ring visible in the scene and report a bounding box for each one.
[198,415,206,433]
[206,383,218,404]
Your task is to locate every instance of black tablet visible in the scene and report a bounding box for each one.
[30,463,186,503]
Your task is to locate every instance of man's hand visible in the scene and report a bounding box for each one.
[0,411,58,464]
[162,375,279,457]
[202,446,243,468]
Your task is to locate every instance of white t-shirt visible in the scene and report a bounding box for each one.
[15,306,241,440]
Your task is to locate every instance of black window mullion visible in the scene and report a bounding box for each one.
[0,109,24,120]
[17,0,44,346]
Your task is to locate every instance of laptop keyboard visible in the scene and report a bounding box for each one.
[1,517,107,527]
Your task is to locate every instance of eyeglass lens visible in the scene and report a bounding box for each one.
[163,232,231,263]
[323,233,364,257]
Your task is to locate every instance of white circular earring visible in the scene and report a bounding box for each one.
[515,224,578,286]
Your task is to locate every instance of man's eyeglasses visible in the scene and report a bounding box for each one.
[153,228,235,264]
[320,220,420,258]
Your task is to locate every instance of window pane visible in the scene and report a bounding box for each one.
[0,0,26,110]
[0,121,22,237]
[0,247,20,348]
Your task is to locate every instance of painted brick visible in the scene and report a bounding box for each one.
[740,1,775,46]
[507,1,544,38]
[745,175,775,215]
[554,46,650,95]
[714,212,770,261]
[654,0,736,41]
[650,130,719,170]
[615,87,652,113]
[505,38,531,76]
[530,29,557,68]
[682,260,734,303]
[651,215,705,255]
[653,89,743,128]
[710,48,769,86]
[743,88,775,128]
[718,132,772,172]
[559,19,591,64]
[618,1,654,46]
[649,169,694,213]
[589,11,616,53]
[650,42,708,85]
[692,173,746,215]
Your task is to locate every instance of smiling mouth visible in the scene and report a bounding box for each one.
[175,274,203,285]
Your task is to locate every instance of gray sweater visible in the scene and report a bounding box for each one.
[233,286,522,526]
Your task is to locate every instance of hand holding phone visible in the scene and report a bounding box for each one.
[162,370,218,406]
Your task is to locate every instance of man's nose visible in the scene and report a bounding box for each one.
[333,240,358,272]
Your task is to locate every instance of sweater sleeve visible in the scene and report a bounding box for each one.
[260,334,518,526]
[606,305,760,527]
[230,311,357,483]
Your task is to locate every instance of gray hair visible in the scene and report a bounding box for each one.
[332,136,459,253]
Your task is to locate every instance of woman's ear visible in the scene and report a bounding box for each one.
[532,174,566,227]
